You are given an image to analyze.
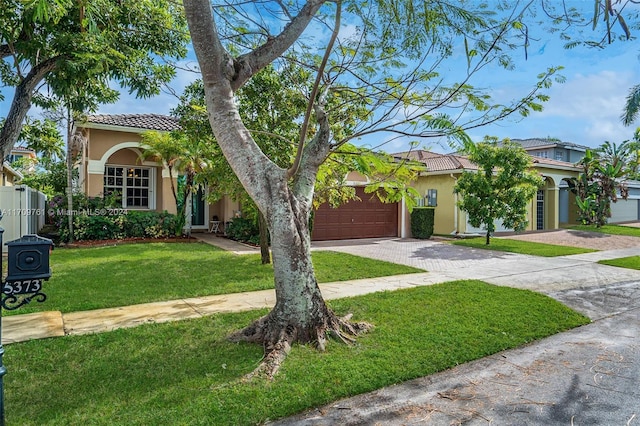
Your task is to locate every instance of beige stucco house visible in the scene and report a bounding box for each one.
[74,114,240,232]
[1,161,22,187]
[397,150,582,236]
[2,146,37,186]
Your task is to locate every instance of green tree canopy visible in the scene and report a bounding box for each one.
[0,0,189,159]
[455,138,543,245]
[16,117,64,160]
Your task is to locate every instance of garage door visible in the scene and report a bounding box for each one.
[610,198,639,223]
[312,187,398,240]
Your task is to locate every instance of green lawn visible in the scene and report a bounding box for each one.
[5,280,589,426]
[451,237,596,257]
[5,242,422,315]
[598,256,640,270]
[570,224,640,238]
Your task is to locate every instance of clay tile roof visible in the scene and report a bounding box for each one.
[394,150,443,162]
[394,150,478,172]
[85,114,180,132]
[423,154,478,172]
[510,138,589,151]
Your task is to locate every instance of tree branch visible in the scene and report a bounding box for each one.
[288,0,341,179]
[0,56,60,159]
[292,92,332,210]
[232,0,326,90]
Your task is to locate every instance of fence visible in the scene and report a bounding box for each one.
[0,185,47,252]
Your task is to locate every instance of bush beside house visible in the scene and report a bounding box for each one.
[225,217,260,245]
[411,207,435,239]
[49,195,178,242]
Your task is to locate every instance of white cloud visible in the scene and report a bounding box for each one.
[539,70,633,118]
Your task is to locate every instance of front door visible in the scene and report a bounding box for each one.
[536,190,544,230]
[191,185,206,227]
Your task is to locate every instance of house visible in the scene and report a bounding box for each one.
[2,146,36,185]
[73,114,240,231]
[1,161,23,187]
[508,138,640,223]
[396,150,582,236]
[74,113,403,239]
[4,146,37,166]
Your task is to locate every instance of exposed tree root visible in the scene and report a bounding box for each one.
[228,311,373,379]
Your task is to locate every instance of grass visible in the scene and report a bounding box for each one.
[598,256,640,270]
[451,237,596,256]
[569,224,640,238]
[4,280,589,426]
[5,242,422,315]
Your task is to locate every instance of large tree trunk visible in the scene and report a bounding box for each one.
[229,185,370,378]
[0,58,58,160]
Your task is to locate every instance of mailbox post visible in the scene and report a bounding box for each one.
[0,222,53,426]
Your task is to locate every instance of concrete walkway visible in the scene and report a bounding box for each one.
[2,229,639,424]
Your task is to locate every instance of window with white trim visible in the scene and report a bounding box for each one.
[104,166,153,208]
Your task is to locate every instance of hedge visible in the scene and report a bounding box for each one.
[411,207,435,239]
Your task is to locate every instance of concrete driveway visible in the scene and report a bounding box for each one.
[275,230,640,425]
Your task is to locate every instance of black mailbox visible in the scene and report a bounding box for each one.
[5,234,54,281]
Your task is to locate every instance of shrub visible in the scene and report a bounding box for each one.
[225,217,259,244]
[411,207,435,239]
[50,193,178,242]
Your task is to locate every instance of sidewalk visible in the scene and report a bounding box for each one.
[1,271,433,344]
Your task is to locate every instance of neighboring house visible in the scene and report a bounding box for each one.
[5,146,37,166]
[508,138,589,163]
[2,146,36,185]
[397,150,582,236]
[509,138,640,223]
[612,179,640,222]
[1,161,23,187]
[73,114,240,232]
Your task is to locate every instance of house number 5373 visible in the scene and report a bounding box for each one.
[2,279,43,296]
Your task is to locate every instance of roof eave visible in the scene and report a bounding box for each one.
[78,122,166,134]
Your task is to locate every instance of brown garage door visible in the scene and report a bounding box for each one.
[312,187,398,240]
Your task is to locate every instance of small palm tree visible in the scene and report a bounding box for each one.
[140,131,212,235]
[595,139,640,179]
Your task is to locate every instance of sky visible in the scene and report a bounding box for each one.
[2,2,639,155]
[463,33,640,152]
